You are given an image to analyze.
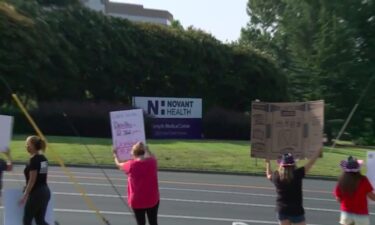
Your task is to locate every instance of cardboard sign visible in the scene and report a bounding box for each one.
[251,100,324,159]
[3,189,54,225]
[110,109,146,161]
[0,115,13,152]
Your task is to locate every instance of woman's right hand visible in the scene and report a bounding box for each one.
[112,148,118,158]
[18,193,28,205]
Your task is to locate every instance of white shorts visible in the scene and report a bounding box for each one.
[340,211,370,225]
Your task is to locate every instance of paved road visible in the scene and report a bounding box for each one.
[1,166,374,225]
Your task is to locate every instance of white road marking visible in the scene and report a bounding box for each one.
[52,208,325,225]
[161,187,336,202]
[4,168,372,225]
[2,179,340,203]
[51,191,375,215]
[0,205,327,225]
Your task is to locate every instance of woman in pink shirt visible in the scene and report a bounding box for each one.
[334,156,375,225]
[113,142,160,225]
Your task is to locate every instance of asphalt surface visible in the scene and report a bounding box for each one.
[1,165,374,225]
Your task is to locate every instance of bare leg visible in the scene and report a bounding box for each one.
[292,221,306,225]
[279,220,292,225]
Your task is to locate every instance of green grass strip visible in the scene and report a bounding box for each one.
[9,135,372,178]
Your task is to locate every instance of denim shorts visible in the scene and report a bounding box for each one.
[340,211,370,225]
[277,213,305,223]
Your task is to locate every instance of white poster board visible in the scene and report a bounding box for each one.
[251,100,324,159]
[3,189,54,225]
[0,115,13,152]
[110,109,146,161]
[367,152,375,188]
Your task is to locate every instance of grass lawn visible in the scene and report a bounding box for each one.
[9,135,372,178]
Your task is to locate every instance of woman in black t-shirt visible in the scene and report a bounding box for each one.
[265,148,322,225]
[19,135,50,225]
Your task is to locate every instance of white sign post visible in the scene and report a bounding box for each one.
[0,115,13,152]
[110,109,146,161]
[3,189,54,225]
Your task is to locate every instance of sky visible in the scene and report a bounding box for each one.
[111,0,249,43]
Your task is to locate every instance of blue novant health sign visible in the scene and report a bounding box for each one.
[132,96,202,139]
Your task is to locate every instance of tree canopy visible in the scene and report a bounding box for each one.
[241,0,375,144]
[0,0,287,112]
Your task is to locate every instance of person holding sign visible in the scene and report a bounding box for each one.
[265,148,322,225]
[113,142,160,225]
[334,156,375,225]
[0,148,13,196]
[19,135,50,225]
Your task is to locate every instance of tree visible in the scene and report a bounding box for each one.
[241,0,375,143]
[1,0,287,112]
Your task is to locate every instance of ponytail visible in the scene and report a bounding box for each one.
[27,135,47,152]
[131,142,145,156]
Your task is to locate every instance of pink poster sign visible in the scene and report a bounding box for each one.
[110,109,146,161]
[367,152,375,188]
[0,115,13,152]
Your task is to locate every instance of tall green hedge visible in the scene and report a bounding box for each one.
[0,0,288,139]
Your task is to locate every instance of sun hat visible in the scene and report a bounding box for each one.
[277,153,296,166]
[340,156,363,172]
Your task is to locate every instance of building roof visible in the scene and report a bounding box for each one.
[104,1,173,21]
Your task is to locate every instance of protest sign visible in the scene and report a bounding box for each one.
[0,115,13,152]
[251,100,324,159]
[110,109,146,160]
[367,152,375,187]
[4,189,54,225]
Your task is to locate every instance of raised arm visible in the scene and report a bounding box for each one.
[265,159,273,180]
[304,148,323,173]
[3,148,12,171]
[113,150,125,170]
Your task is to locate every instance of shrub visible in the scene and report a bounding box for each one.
[203,107,250,140]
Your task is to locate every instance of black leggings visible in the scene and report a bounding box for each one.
[132,201,159,225]
[23,185,51,225]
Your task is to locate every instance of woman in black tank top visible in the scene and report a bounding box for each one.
[19,135,51,225]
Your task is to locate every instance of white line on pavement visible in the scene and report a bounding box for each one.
[3,178,339,203]
[50,208,326,225]
[161,187,336,202]
[52,191,372,215]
